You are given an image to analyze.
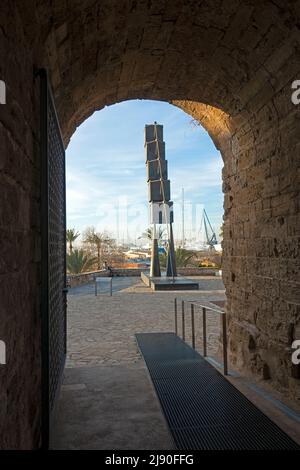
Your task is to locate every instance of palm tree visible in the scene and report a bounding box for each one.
[66,228,80,254]
[67,249,97,274]
[83,226,113,270]
[140,227,166,244]
[159,252,168,268]
[174,248,195,267]
[160,247,195,268]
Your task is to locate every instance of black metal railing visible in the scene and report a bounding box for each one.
[174,298,228,375]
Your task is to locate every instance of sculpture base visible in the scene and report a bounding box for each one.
[141,272,199,291]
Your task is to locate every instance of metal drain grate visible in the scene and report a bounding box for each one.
[135,333,300,450]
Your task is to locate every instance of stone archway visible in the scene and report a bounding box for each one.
[1,0,300,448]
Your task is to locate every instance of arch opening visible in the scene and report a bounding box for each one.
[54,98,226,448]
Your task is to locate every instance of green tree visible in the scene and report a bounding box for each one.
[160,247,195,268]
[67,249,96,274]
[159,252,168,268]
[83,226,113,270]
[175,247,195,267]
[66,228,80,254]
[140,227,166,243]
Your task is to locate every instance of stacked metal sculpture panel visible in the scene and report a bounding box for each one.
[145,123,177,278]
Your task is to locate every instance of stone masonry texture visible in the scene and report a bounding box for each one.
[0,0,300,448]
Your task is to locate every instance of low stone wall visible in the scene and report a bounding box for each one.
[111,268,144,277]
[67,268,145,288]
[67,271,102,288]
[177,267,221,276]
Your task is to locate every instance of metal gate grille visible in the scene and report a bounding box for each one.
[40,69,66,447]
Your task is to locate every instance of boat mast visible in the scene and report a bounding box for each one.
[181,187,185,248]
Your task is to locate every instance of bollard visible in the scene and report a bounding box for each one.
[174,298,178,335]
[182,300,185,341]
[202,307,207,357]
[222,314,228,375]
[191,303,195,349]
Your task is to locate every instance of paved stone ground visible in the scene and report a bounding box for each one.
[66,277,226,367]
[51,364,175,450]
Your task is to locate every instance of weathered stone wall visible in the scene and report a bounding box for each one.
[0,0,300,449]
[223,77,300,404]
[0,2,42,449]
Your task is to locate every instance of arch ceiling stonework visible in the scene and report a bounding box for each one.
[40,0,299,400]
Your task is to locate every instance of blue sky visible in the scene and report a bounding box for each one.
[66,99,224,245]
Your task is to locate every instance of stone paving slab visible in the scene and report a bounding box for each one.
[51,364,175,450]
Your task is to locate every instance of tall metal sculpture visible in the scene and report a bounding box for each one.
[145,122,177,278]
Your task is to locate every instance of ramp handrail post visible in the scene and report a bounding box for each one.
[181,300,185,341]
[95,277,97,296]
[185,301,228,375]
[174,298,178,335]
[222,313,228,375]
[202,307,207,357]
[191,303,195,349]
[110,277,112,296]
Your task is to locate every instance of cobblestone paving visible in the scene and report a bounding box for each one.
[66,277,226,368]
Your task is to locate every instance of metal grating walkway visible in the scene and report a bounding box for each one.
[135,333,300,450]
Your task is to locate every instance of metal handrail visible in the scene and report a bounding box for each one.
[174,298,228,375]
[187,301,224,315]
